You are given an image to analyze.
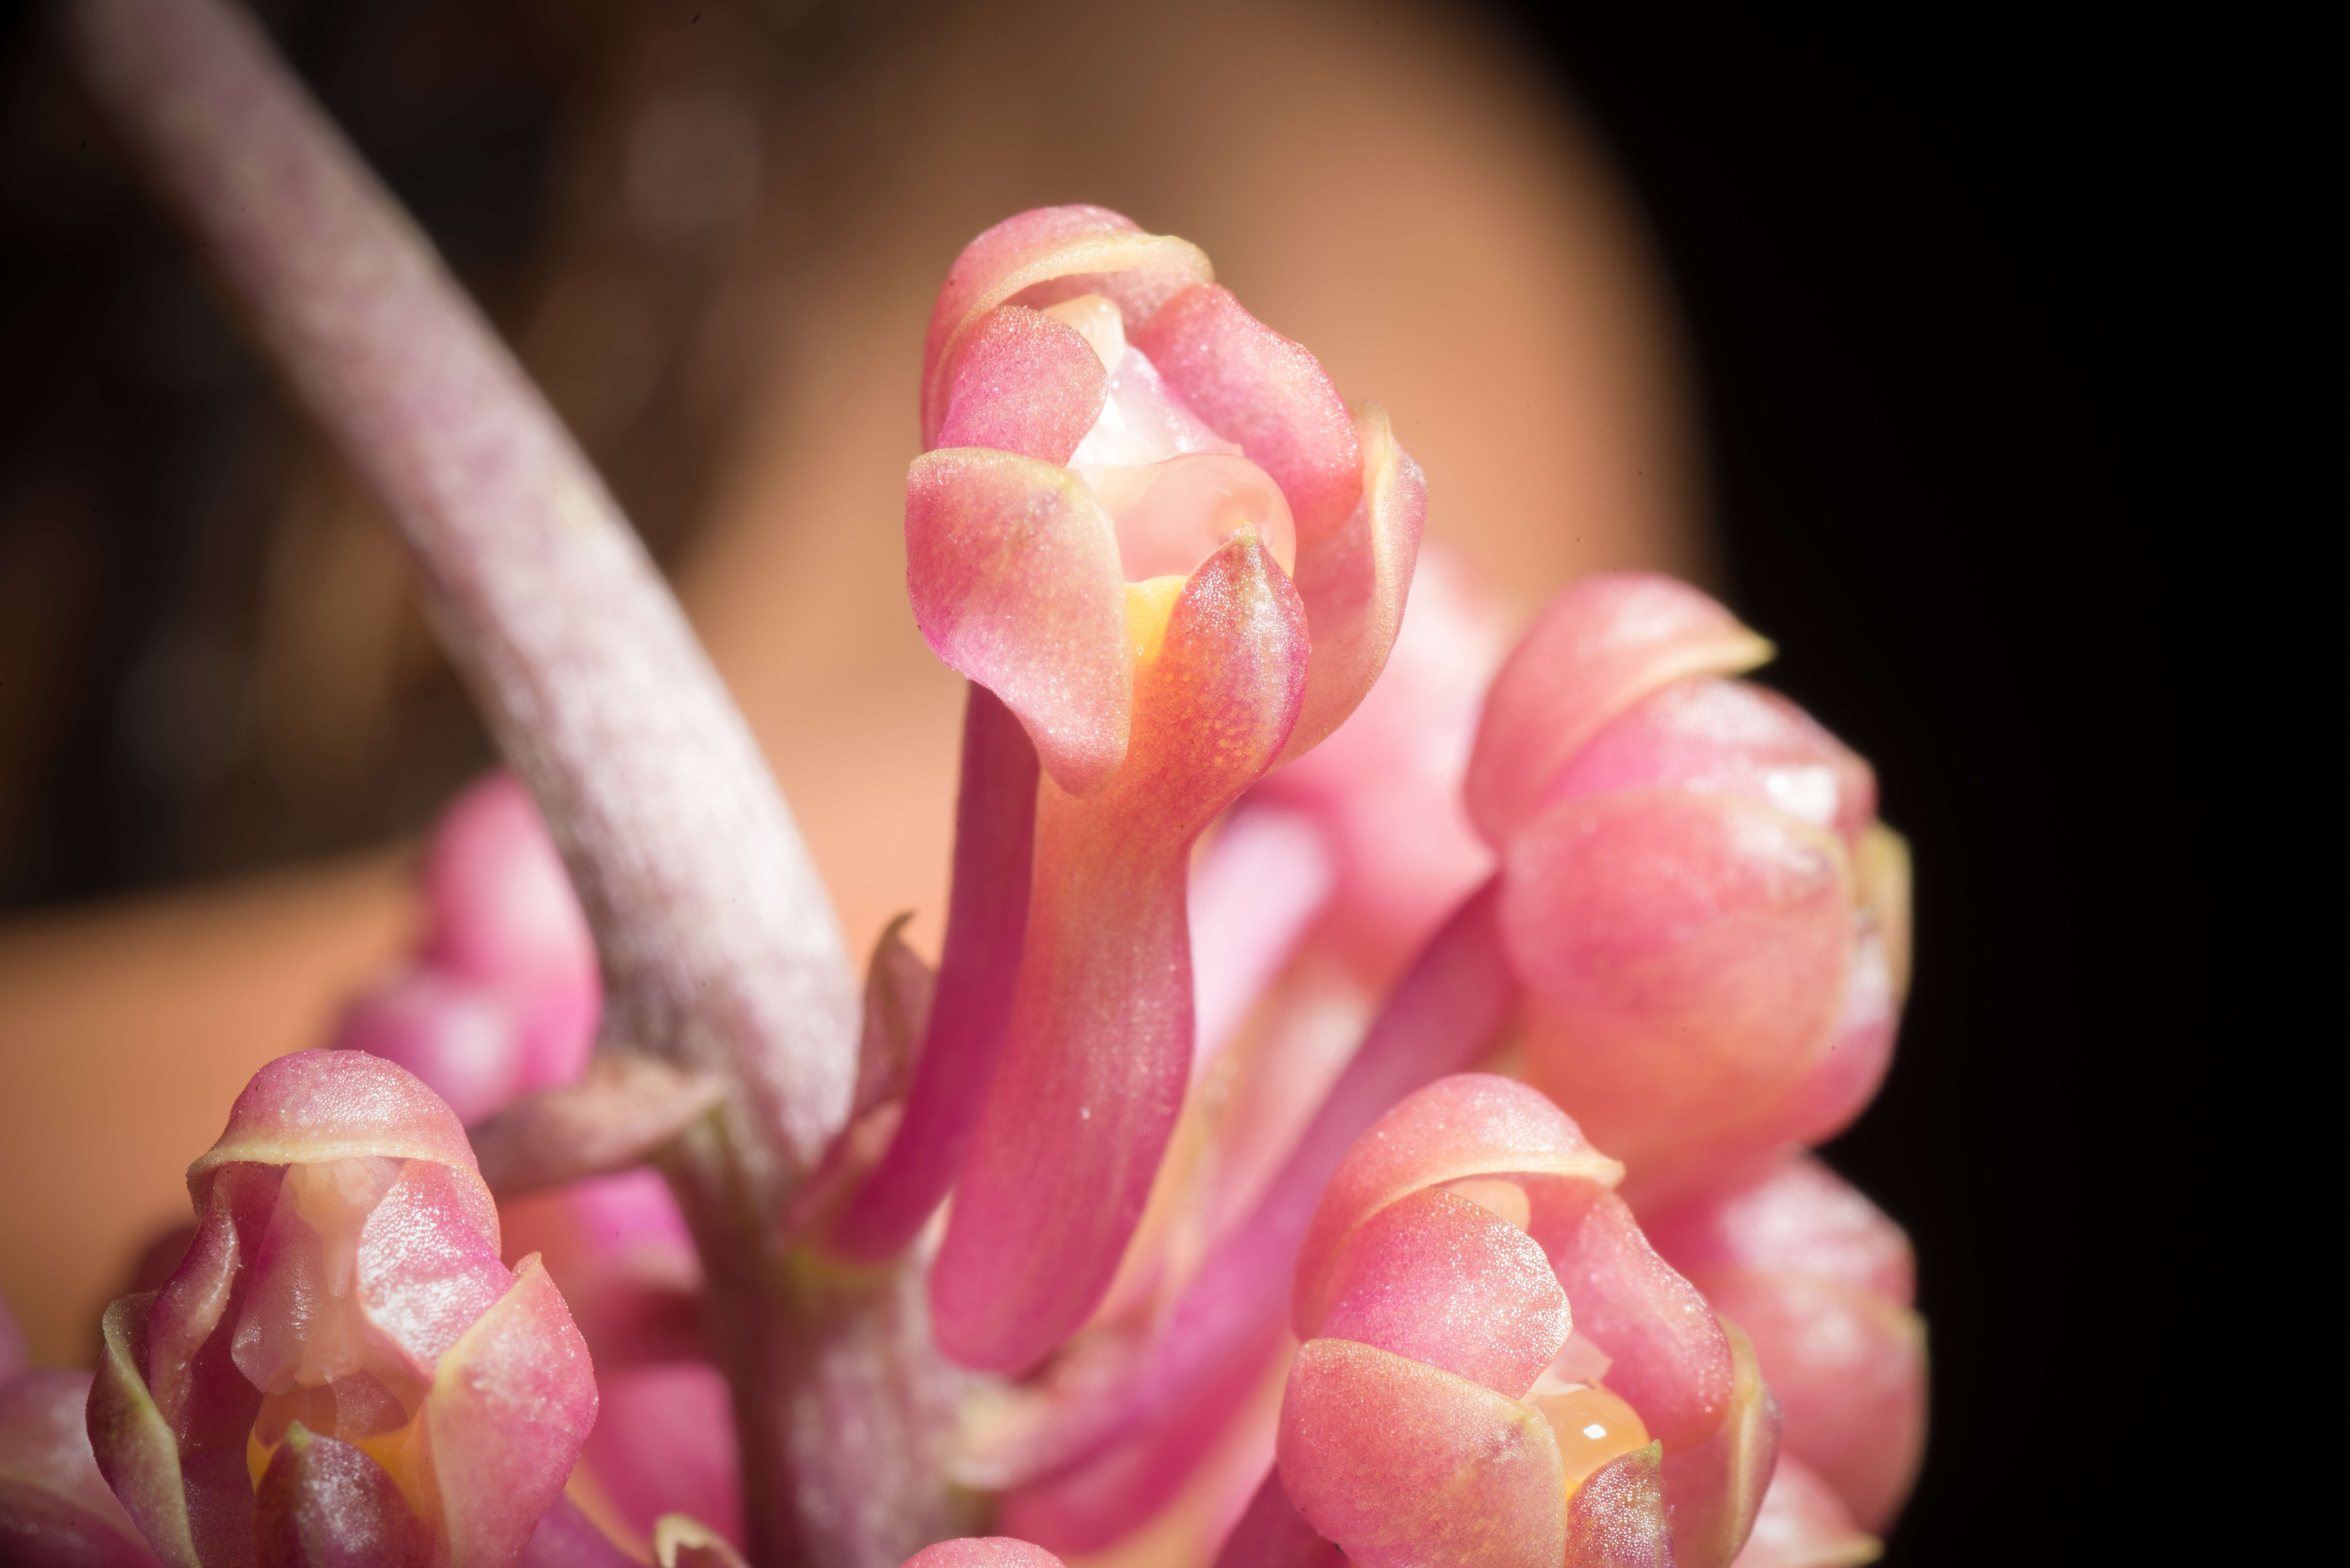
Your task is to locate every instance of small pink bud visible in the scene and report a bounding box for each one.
[898,1538,1068,1568]
[87,1051,596,1568]
[1276,1075,1770,1568]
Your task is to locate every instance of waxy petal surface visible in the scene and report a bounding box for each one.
[1642,1156,1915,1308]
[1505,793,1853,1176]
[1547,679,1876,847]
[191,1052,484,1195]
[932,535,1308,1373]
[899,1539,1067,1568]
[1294,1074,1619,1341]
[1277,1338,1565,1568]
[1539,1190,1734,1455]
[1315,1188,1568,1399]
[934,307,1110,463]
[251,1426,431,1568]
[1561,1444,1671,1568]
[1467,573,1773,848]
[1275,404,1426,765]
[1658,1320,1780,1568]
[1130,285,1362,546]
[425,1255,597,1568]
[906,450,1131,795]
[1681,1271,1923,1533]
[923,207,1212,444]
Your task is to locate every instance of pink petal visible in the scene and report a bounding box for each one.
[1467,574,1774,848]
[521,1498,640,1568]
[905,449,1131,796]
[922,206,1213,446]
[1753,922,1899,1158]
[1276,1338,1564,1568]
[1294,1074,1620,1342]
[933,306,1111,462]
[0,1369,157,1566]
[354,1159,513,1372]
[425,1255,598,1568]
[579,1362,741,1553]
[1658,1319,1782,1568]
[899,1539,1068,1568]
[831,688,1039,1263]
[1211,1471,1341,1568]
[1081,452,1298,582]
[1274,404,1427,767]
[332,970,525,1127]
[251,1423,432,1567]
[190,1051,482,1192]
[1503,793,1853,1177]
[1130,285,1362,546]
[931,534,1308,1374]
[1727,1457,1881,1568]
[1641,1155,1915,1308]
[1546,679,1876,848]
[1316,1188,1568,1398]
[1685,1270,1924,1533]
[1539,1190,1734,1456]
[1255,545,1504,979]
[1563,1444,1672,1568]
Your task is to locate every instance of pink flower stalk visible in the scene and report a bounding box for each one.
[333,774,603,1126]
[878,207,1426,1374]
[1274,1075,1778,1568]
[1643,1155,1926,1538]
[86,1050,597,1567]
[3,1362,162,1566]
[1468,572,1912,1202]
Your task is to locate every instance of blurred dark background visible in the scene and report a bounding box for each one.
[1499,7,2217,1564]
[1,2,2219,1562]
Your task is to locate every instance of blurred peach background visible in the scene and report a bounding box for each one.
[0,0,1711,1375]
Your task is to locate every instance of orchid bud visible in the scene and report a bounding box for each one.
[906,206,1427,1374]
[1276,1075,1778,1568]
[1643,1155,1926,1535]
[3,1367,161,1566]
[1467,573,1911,1196]
[87,1050,596,1568]
[335,773,602,1126]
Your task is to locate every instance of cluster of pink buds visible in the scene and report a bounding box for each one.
[5,14,1932,1556]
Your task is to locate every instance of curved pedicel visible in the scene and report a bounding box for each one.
[1645,1155,1925,1535]
[86,1051,595,1568]
[1275,1075,1772,1568]
[967,885,1517,1542]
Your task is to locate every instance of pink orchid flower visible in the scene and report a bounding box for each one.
[87,1050,596,1567]
[1468,572,1911,1204]
[855,206,1425,1376]
[2,1354,162,1566]
[1274,1074,1778,1568]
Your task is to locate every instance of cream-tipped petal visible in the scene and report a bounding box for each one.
[906,449,1133,795]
